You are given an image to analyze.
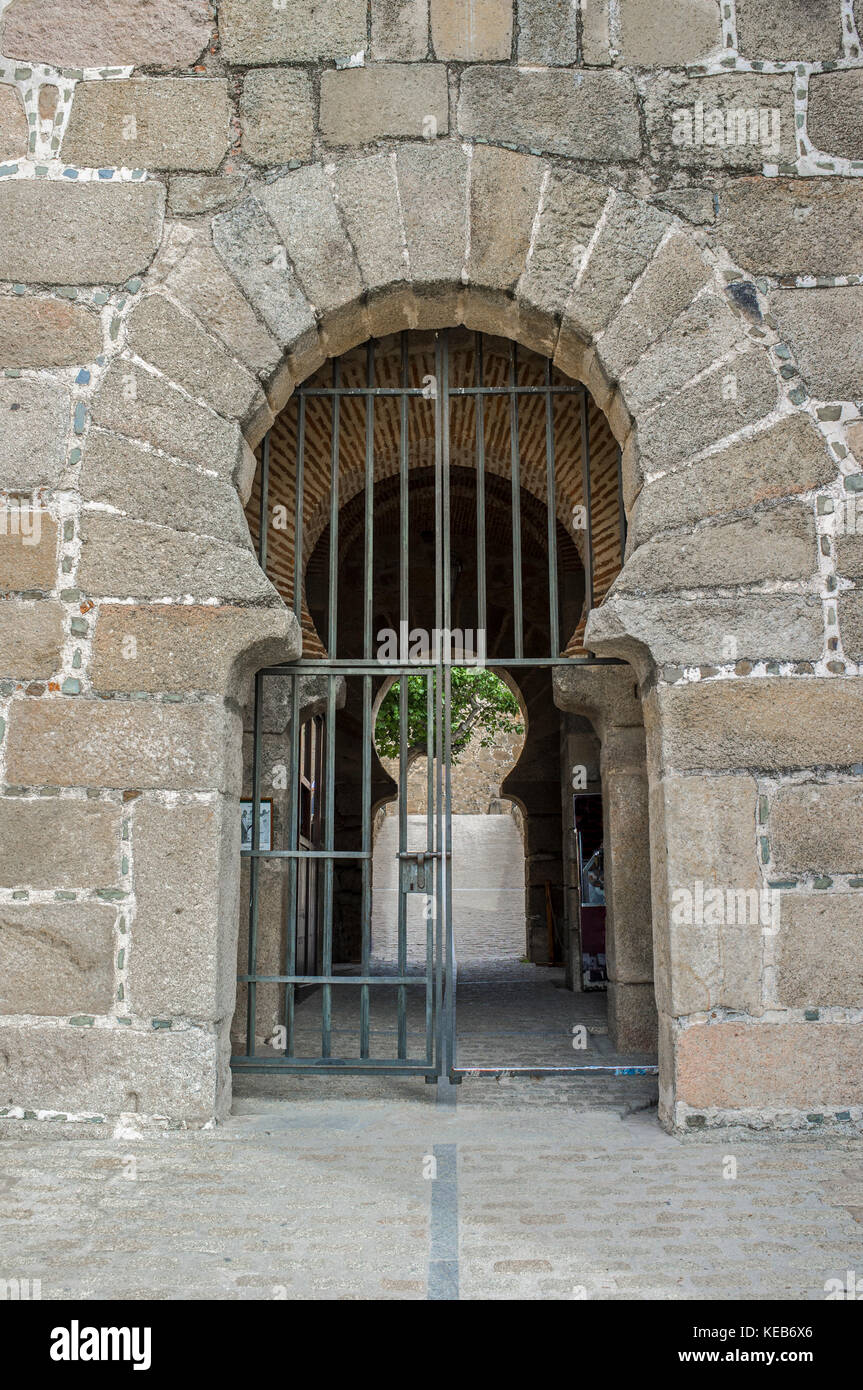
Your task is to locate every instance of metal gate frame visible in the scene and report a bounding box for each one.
[232,330,658,1083]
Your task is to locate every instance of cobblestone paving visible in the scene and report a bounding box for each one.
[1,966,860,1301]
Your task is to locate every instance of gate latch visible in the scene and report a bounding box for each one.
[398,850,439,893]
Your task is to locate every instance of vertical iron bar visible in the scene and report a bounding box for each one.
[284,675,300,1056]
[443,663,454,1076]
[397,672,408,1058]
[433,334,445,1077]
[617,443,627,565]
[293,399,305,629]
[400,332,409,641]
[474,333,487,645]
[245,671,264,1059]
[509,342,524,660]
[364,340,375,662]
[259,431,270,576]
[328,358,340,658]
[544,358,560,657]
[245,431,270,1058]
[360,673,371,1058]
[321,674,337,1056]
[442,330,452,645]
[425,668,434,1065]
[580,388,594,623]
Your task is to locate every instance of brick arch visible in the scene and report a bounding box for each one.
[248,328,618,658]
[183,141,788,674]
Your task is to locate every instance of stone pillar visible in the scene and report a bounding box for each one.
[560,716,601,990]
[553,666,657,1052]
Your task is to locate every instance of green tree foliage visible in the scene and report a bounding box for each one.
[375,668,524,767]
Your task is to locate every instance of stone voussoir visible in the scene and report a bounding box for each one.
[125,292,268,428]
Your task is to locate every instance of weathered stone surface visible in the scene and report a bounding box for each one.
[633,347,779,476]
[212,197,318,355]
[770,784,863,876]
[595,593,824,666]
[0,1023,220,1119]
[258,167,364,316]
[150,222,281,382]
[0,180,165,286]
[90,602,300,695]
[619,505,817,592]
[0,516,57,594]
[607,982,657,1052]
[808,71,863,160]
[0,599,64,678]
[0,378,69,491]
[645,72,794,172]
[621,294,742,416]
[601,730,653,988]
[0,798,122,888]
[372,0,429,60]
[776,896,863,1009]
[168,175,245,217]
[676,1021,862,1110]
[516,0,578,64]
[125,294,265,424]
[80,431,249,544]
[840,594,863,662]
[130,798,238,1019]
[619,0,722,65]
[657,773,762,1015]
[553,664,643,730]
[467,146,544,291]
[735,0,843,61]
[629,415,836,547]
[219,0,367,64]
[771,287,863,402]
[561,194,669,351]
[431,0,512,59]
[241,69,315,166]
[62,79,231,173]
[331,154,407,294]
[650,187,716,225]
[92,364,243,479]
[77,512,270,603]
[459,67,641,162]
[5,699,241,793]
[396,143,468,289]
[516,170,609,328]
[0,86,28,161]
[0,297,101,369]
[0,0,214,69]
[715,179,863,278]
[321,65,448,146]
[650,678,863,772]
[0,902,115,1016]
[835,510,863,577]
[597,233,712,384]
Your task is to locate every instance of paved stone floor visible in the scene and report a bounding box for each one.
[1,966,861,1301]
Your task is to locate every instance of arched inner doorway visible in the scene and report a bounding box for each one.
[232,329,658,1080]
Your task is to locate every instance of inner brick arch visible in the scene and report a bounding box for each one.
[249,329,620,660]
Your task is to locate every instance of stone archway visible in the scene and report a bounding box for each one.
[5,139,851,1133]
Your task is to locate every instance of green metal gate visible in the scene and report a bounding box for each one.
[231,330,657,1083]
